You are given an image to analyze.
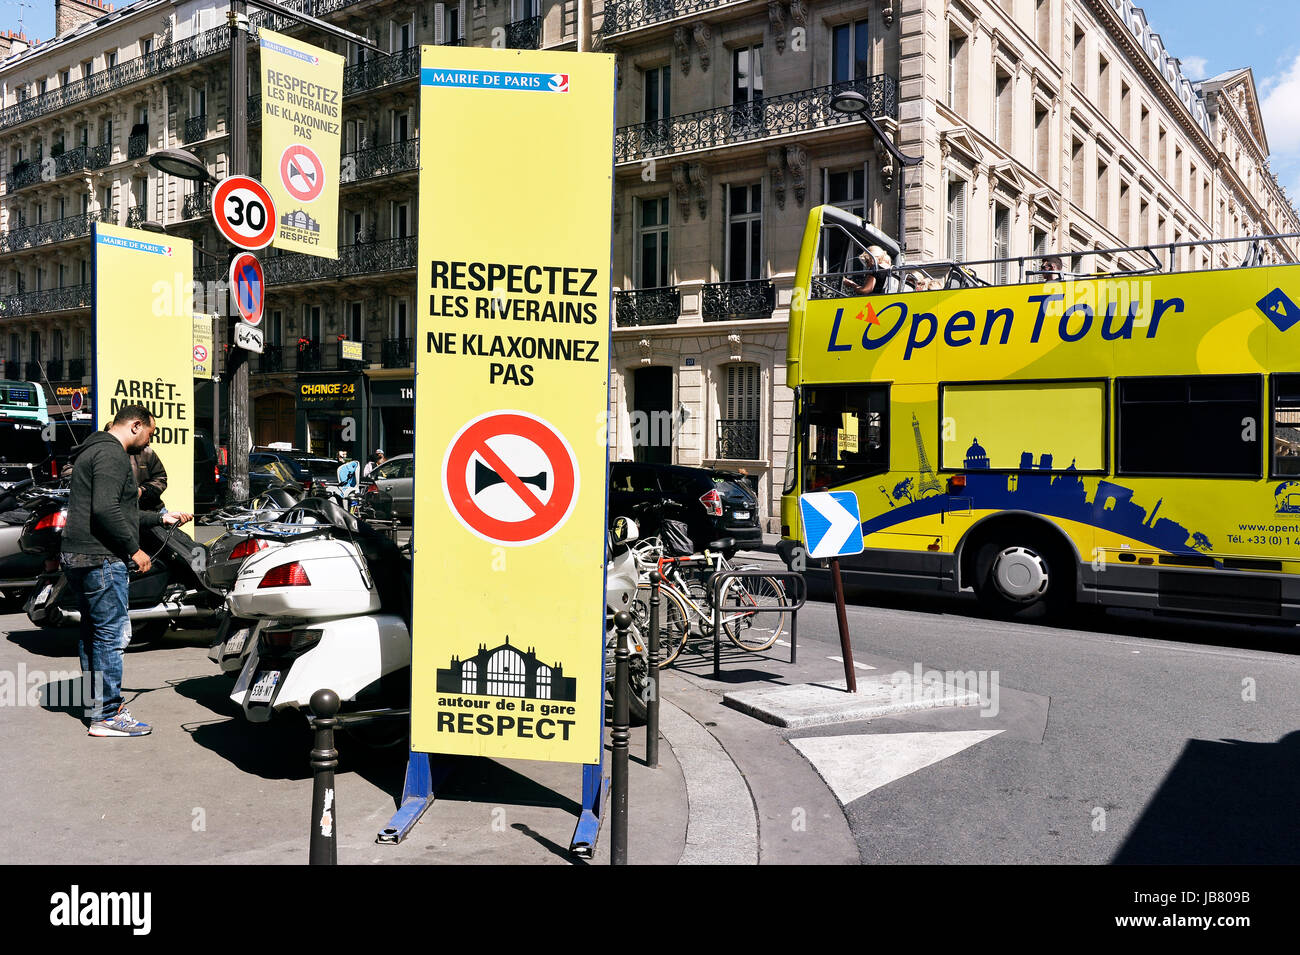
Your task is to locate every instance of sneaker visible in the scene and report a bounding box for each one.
[88,706,152,737]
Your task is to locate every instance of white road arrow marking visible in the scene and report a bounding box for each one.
[804,494,860,558]
[828,655,876,671]
[790,730,1003,805]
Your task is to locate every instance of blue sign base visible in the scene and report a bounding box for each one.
[569,761,609,858]
[376,751,450,845]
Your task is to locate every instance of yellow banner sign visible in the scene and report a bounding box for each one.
[93,223,195,515]
[411,47,615,764]
[260,30,342,259]
[193,315,215,380]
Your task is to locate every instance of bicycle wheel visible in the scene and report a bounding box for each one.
[633,582,691,667]
[722,575,788,652]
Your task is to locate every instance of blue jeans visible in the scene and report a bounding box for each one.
[66,559,130,722]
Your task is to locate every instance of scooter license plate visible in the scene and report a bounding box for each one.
[225,626,251,657]
[248,670,281,705]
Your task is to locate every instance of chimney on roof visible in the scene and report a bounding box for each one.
[0,29,30,59]
[55,0,108,39]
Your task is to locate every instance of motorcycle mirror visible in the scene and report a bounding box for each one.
[611,516,639,543]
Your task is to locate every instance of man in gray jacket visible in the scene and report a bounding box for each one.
[62,404,191,737]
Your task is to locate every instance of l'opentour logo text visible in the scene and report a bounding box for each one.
[49,886,151,936]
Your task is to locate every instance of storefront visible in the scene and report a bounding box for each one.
[50,383,93,423]
[295,372,367,459]
[368,378,415,457]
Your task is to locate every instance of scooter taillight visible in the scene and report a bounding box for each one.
[260,627,322,653]
[230,538,269,560]
[35,510,67,532]
[258,561,311,588]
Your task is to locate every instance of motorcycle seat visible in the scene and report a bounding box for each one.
[709,537,736,553]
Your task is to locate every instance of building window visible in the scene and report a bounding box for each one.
[60,69,69,87]
[1157,126,1167,177]
[346,302,363,342]
[994,68,1012,149]
[390,15,415,52]
[1097,160,1110,230]
[637,196,670,289]
[1140,198,1150,245]
[1070,136,1084,205]
[267,309,283,347]
[391,298,410,341]
[731,45,763,126]
[643,64,670,126]
[992,206,1010,284]
[106,50,117,69]
[1140,105,1150,156]
[460,661,477,695]
[1117,376,1262,478]
[1072,24,1085,76]
[947,28,969,112]
[141,36,154,55]
[1034,102,1050,176]
[1098,55,1111,118]
[725,183,762,282]
[303,305,321,342]
[390,108,410,143]
[1120,81,1131,137]
[1175,145,1184,194]
[435,2,466,44]
[1035,0,1051,52]
[946,178,967,260]
[720,362,761,460]
[1272,374,1300,476]
[832,19,870,83]
[822,168,867,274]
[391,200,410,238]
[1119,179,1131,242]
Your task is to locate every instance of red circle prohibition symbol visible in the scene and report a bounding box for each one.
[443,411,579,546]
[193,345,208,362]
[280,144,325,202]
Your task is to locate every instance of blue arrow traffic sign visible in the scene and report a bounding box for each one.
[799,491,865,559]
[230,252,265,326]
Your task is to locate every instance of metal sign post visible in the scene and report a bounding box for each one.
[799,491,866,692]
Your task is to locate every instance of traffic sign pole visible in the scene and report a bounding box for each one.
[227,0,250,503]
[829,557,857,693]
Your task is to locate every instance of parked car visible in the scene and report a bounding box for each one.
[365,453,413,522]
[608,462,761,555]
[248,458,301,499]
[250,451,313,489]
[194,428,225,510]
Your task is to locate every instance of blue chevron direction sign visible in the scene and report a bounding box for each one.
[799,491,865,559]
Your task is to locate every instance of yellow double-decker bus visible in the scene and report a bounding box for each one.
[781,206,1300,620]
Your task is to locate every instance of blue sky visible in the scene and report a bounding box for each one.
[5,0,1300,209]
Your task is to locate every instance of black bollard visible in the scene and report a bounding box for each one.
[309,688,340,866]
[611,610,631,865]
[646,571,662,769]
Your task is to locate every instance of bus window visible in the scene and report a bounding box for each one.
[803,384,888,490]
[939,380,1106,472]
[1117,375,1262,478]
[1273,374,1300,476]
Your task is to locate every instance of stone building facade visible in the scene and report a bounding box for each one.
[0,0,1296,524]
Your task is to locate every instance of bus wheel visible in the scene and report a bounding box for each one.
[975,536,1069,618]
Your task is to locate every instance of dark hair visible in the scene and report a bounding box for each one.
[112,405,155,427]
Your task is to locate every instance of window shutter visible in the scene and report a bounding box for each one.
[434,3,446,44]
[953,183,966,259]
[459,1,467,41]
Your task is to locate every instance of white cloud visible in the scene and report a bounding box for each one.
[1182,56,1208,81]
[1261,52,1300,160]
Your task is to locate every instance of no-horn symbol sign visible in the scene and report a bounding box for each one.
[442,410,579,546]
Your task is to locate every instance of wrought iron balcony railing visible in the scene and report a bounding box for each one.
[24,361,42,381]
[382,337,413,368]
[507,16,542,49]
[599,0,741,36]
[0,283,93,317]
[615,75,899,163]
[183,186,213,221]
[45,358,64,381]
[3,360,18,379]
[125,204,146,228]
[296,340,323,372]
[614,287,681,326]
[341,138,419,184]
[0,25,231,132]
[127,133,149,160]
[90,143,111,169]
[0,211,103,253]
[5,160,42,192]
[184,114,207,144]
[258,345,285,374]
[343,47,421,97]
[68,358,86,380]
[715,418,760,460]
[261,236,418,286]
[701,278,776,321]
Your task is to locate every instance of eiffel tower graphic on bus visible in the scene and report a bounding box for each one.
[912,413,942,496]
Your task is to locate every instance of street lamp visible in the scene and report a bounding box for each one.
[147,147,218,184]
[830,89,923,261]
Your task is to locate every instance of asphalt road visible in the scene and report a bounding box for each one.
[732,566,1300,865]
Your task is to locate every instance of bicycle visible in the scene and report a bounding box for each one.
[630,540,788,664]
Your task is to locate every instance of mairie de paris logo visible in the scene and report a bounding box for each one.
[1257,288,1298,332]
[549,73,569,93]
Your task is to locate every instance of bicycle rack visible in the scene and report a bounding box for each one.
[709,570,807,680]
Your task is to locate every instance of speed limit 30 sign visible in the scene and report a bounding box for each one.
[212,176,277,250]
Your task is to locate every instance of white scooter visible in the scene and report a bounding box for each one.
[226,499,411,724]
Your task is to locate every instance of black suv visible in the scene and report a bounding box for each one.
[609,462,761,555]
